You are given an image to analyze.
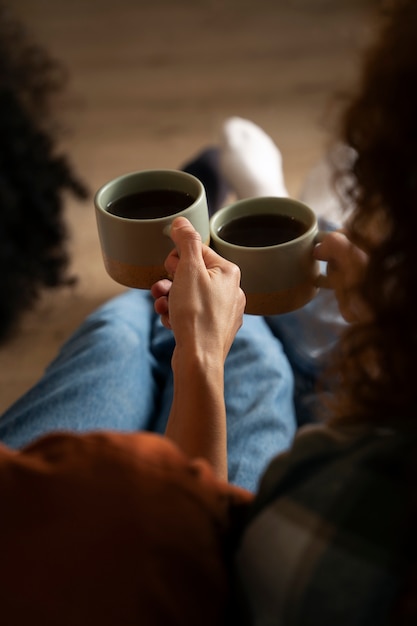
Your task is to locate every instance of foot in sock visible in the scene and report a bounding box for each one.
[219,116,288,199]
[220,116,352,229]
[180,146,230,216]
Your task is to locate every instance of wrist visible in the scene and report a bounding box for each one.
[172,343,225,378]
[167,343,227,480]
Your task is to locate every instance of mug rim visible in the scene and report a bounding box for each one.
[209,197,318,251]
[94,169,205,223]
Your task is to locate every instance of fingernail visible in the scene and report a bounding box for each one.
[171,216,189,229]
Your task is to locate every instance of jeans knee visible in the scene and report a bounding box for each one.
[95,314,149,352]
[56,313,150,367]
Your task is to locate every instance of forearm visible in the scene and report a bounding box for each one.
[154,217,245,481]
[165,348,228,481]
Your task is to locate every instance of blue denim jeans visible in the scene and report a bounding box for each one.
[0,290,296,492]
[267,283,347,425]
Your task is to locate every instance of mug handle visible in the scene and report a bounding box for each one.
[314,230,333,290]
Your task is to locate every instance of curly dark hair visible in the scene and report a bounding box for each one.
[329,0,417,425]
[0,3,88,343]
[327,1,417,622]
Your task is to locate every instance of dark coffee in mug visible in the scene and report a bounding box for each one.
[216,213,308,247]
[106,189,195,220]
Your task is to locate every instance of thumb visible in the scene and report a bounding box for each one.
[169,216,203,262]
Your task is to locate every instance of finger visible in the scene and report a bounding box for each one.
[152,295,172,329]
[314,231,350,263]
[159,313,172,330]
[168,216,203,266]
[151,278,172,300]
[164,248,180,278]
[153,295,169,317]
[200,242,229,272]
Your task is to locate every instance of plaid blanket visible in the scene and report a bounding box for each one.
[233,423,416,625]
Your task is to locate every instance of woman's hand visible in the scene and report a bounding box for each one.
[151,216,246,362]
[314,230,371,323]
[151,216,246,479]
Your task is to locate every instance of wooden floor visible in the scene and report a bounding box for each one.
[0,0,375,412]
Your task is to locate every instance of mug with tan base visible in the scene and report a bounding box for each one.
[94,169,210,289]
[209,197,324,315]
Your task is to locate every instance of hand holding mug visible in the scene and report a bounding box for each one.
[95,171,333,317]
[314,230,370,323]
[152,217,245,361]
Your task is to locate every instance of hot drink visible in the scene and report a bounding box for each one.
[95,168,209,290]
[216,213,307,247]
[106,189,195,220]
[208,196,320,314]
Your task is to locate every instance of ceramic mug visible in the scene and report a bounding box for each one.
[94,169,210,289]
[209,196,326,315]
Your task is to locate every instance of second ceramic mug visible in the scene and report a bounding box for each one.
[94,169,210,289]
[209,197,324,315]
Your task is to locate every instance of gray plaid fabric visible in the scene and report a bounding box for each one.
[234,423,415,625]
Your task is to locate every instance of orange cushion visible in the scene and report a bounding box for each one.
[0,431,252,625]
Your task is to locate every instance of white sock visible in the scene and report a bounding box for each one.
[219,117,288,199]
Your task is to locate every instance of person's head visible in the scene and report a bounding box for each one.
[328,0,417,426]
[0,3,88,343]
